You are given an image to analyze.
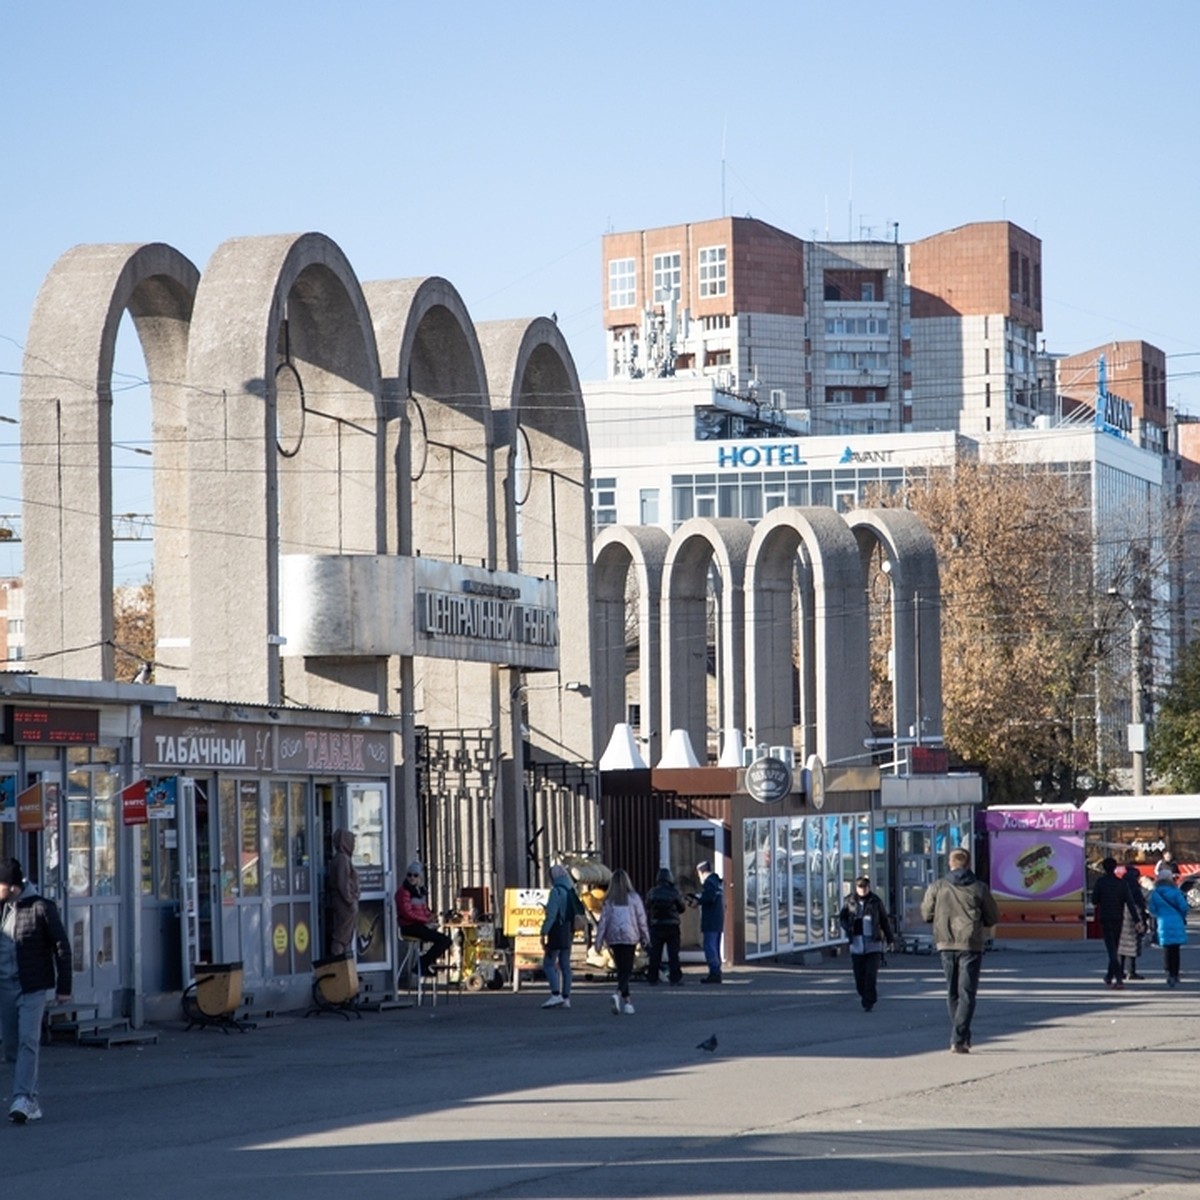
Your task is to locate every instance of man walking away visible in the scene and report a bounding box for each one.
[921,848,998,1054]
[1092,857,1136,988]
[0,858,72,1123]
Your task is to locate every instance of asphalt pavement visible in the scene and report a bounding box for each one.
[5,940,1199,1200]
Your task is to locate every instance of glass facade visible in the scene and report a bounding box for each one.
[672,465,908,529]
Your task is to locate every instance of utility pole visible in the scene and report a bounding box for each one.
[1130,615,1146,796]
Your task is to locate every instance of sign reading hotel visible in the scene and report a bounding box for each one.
[279,554,560,671]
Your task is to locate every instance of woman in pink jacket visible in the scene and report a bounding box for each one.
[594,869,650,1015]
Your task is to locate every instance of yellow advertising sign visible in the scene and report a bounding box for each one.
[503,887,549,937]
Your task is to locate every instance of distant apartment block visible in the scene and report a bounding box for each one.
[599,215,1170,453]
[0,577,24,669]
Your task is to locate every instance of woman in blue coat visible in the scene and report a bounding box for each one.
[1147,871,1189,987]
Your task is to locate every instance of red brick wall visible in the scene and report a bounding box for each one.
[910,221,1042,330]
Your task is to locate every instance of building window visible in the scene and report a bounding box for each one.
[861,282,875,301]
[639,488,660,526]
[652,253,681,303]
[702,314,731,331]
[592,477,617,528]
[698,245,727,297]
[608,258,636,309]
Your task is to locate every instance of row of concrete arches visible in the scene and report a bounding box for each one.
[593,507,943,768]
[20,233,594,758]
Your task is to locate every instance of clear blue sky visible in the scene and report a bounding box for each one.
[2,0,1198,581]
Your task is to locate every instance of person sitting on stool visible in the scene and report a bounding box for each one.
[395,862,452,975]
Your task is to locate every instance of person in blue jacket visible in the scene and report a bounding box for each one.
[691,860,725,984]
[1147,868,1189,987]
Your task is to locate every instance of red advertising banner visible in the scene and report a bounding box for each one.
[121,779,148,826]
[16,782,44,832]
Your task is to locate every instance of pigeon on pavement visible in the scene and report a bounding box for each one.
[696,1034,718,1052]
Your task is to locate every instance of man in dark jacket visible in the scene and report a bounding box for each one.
[644,867,686,986]
[693,861,725,984]
[921,848,999,1054]
[0,858,71,1123]
[838,876,894,1011]
[1092,856,1137,988]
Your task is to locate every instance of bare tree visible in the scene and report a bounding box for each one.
[113,578,155,682]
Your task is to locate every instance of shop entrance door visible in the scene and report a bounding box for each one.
[897,828,935,934]
[659,820,728,963]
[214,778,266,981]
[62,758,122,1008]
[175,778,205,982]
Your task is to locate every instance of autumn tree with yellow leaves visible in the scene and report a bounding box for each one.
[871,449,1171,804]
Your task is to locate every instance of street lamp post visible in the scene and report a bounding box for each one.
[1129,615,1146,796]
[1107,586,1146,796]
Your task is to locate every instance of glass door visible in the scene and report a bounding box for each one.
[217,778,265,980]
[659,819,728,963]
[267,780,312,978]
[344,782,390,975]
[64,750,121,1006]
[897,827,935,934]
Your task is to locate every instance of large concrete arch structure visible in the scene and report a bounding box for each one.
[364,277,495,732]
[593,525,670,766]
[180,232,383,706]
[478,316,594,765]
[20,242,200,680]
[745,507,870,764]
[661,517,754,759]
[848,509,943,744]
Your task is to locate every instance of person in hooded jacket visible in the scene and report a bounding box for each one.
[0,858,71,1124]
[327,828,360,957]
[644,867,686,986]
[838,876,894,1011]
[540,863,582,1009]
[920,848,999,1054]
[1148,869,1189,987]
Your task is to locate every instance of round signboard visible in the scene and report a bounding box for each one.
[745,755,793,804]
[806,754,826,810]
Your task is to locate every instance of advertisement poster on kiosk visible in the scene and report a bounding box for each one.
[985,807,1089,939]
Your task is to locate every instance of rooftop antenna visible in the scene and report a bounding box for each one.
[721,116,727,217]
[848,157,854,241]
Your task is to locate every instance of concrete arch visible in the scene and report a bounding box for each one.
[746,507,869,764]
[20,242,200,679]
[364,277,496,735]
[594,525,671,766]
[847,508,943,744]
[477,317,593,765]
[661,517,754,761]
[363,277,494,566]
[183,232,383,704]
